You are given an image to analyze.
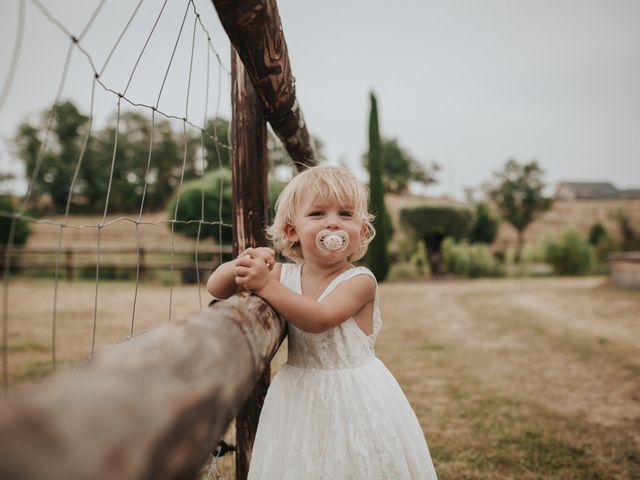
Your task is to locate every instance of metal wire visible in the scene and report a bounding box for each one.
[2,3,235,475]
[2,0,231,387]
[0,0,25,115]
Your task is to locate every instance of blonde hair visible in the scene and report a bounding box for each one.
[267,165,375,262]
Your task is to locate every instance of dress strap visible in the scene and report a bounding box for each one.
[319,266,382,340]
[317,266,377,301]
[279,262,301,293]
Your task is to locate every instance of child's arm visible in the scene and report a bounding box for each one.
[207,247,277,299]
[234,257,375,333]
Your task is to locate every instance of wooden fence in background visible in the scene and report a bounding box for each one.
[4,245,233,282]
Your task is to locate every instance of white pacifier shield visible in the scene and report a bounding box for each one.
[316,229,349,252]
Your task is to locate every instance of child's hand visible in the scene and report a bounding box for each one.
[234,247,275,292]
[237,247,275,271]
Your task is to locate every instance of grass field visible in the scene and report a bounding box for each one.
[3,276,639,479]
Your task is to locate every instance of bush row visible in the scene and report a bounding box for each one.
[435,227,598,278]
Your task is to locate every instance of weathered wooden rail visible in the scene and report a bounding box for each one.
[212,0,316,171]
[0,292,286,480]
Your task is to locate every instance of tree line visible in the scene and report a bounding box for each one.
[13,101,232,214]
[5,97,575,280]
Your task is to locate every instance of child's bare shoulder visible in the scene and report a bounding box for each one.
[336,270,376,301]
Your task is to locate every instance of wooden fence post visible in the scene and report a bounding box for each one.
[230,46,271,480]
[65,248,73,282]
[139,247,146,281]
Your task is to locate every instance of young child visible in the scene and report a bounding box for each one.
[207,165,438,479]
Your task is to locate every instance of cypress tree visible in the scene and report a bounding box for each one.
[365,92,390,281]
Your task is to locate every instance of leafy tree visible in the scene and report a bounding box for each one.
[488,159,552,262]
[363,92,390,281]
[0,172,16,194]
[469,202,499,244]
[89,110,199,213]
[14,101,222,214]
[15,101,88,213]
[400,204,473,275]
[363,137,438,193]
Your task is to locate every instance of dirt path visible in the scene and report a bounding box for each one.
[381,277,640,431]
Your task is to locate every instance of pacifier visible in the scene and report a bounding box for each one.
[315,229,350,252]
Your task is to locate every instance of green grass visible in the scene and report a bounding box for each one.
[10,360,54,383]
[7,340,50,353]
[442,380,609,479]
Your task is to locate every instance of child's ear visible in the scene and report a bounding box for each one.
[284,223,299,242]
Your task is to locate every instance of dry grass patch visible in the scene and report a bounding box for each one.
[377,277,640,479]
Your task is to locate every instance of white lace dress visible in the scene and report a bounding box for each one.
[247,263,438,479]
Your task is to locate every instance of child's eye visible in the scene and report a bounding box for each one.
[340,211,354,217]
[309,211,324,216]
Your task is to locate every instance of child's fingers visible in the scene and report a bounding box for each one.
[254,250,275,269]
[234,265,251,278]
[239,247,274,259]
[235,256,252,267]
[236,253,273,271]
[260,254,275,270]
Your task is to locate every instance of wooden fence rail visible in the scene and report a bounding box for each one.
[0,292,286,480]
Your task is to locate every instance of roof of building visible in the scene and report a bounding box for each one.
[557,182,621,199]
[618,189,640,199]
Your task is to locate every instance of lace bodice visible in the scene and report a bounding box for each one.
[280,263,383,370]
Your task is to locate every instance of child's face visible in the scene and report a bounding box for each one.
[286,191,365,263]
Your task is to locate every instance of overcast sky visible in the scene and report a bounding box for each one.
[1,0,639,199]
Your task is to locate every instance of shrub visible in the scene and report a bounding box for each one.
[400,204,473,275]
[442,237,503,278]
[387,262,422,281]
[168,168,284,247]
[616,213,640,251]
[588,222,615,261]
[0,196,30,245]
[442,237,469,276]
[470,202,499,245]
[468,244,500,277]
[588,223,607,245]
[409,240,429,276]
[543,228,596,275]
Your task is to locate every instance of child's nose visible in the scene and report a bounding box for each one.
[324,214,340,229]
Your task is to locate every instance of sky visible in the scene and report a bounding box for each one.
[1,0,639,200]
